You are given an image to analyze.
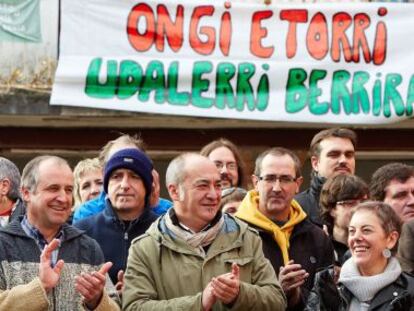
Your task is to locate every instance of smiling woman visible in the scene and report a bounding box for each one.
[305,201,414,311]
[73,157,103,211]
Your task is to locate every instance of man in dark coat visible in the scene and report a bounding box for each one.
[295,128,357,227]
[75,148,158,287]
[236,147,334,310]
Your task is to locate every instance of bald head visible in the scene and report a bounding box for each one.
[166,153,217,187]
[166,153,222,232]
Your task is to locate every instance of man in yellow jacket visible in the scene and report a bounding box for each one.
[236,147,334,310]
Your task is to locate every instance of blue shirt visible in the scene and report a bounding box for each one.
[21,216,63,267]
[73,191,172,223]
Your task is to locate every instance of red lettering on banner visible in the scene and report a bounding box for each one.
[351,13,371,63]
[280,9,308,59]
[373,7,387,65]
[331,12,353,62]
[306,12,328,60]
[219,3,232,56]
[189,6,216,55]
[250,10,274,58]
[155,5,184,52]
[127,3,155,52]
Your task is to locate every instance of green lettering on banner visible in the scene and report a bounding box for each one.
[236,63,256,111]
[406,75,414,116]
[118,60,142,99]
[352,71,370,114]
[139,60,166,103]
[331,70,351,115]
[0,0,41,42]
[256,64,270,111]
[85,58,117,98]
[372,74,383,116]
[309,70,328,115]
[192,61,214,108]
[285,68,308,113]
[215,62,236,110]
[167,61,190,106]
[384,74,404,117]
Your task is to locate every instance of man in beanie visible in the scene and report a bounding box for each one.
[75,148,158,288]
[73,134,172,223]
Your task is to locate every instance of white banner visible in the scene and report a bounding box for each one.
[51,0,414,124]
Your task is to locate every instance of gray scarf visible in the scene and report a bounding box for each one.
[164,212,224,257]
[339,257,402,311]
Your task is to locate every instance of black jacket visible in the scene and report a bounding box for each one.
[74,200,158,284]
[8,198,26,224]
[250,218,334,310]
[295,173,326,227]
[305,266,414,311]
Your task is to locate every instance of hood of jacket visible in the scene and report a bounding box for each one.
[235,189,307,264]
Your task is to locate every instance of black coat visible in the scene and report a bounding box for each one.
[305,266,414,311]
[9,199,26,223]
[294,174,326,227]
[74,201,158,284]
[251,219,334,310]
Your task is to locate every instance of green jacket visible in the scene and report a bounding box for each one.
[122,214,287,311]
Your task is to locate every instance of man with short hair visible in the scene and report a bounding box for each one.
[75,148,158,286]
[370,162,414,223]
[0,157,25,227]
[0,155,119,310]
[122,153,286,311]
[236,147,334,310]
[372,163,414,275]
[295,128,357,226]
[73,134,171,223]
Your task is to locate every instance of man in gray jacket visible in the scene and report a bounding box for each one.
[0,157,26,227]
[122,153,286,311]
[0,155,119,310]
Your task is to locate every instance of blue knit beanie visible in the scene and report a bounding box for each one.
[103,148,153,200]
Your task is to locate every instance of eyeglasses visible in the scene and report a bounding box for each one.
[221,187,247,198]
[214,161,238,171]
[258,174,297,185]
[336,199,364,208]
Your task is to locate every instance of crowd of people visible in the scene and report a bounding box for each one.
[0,128,413,310]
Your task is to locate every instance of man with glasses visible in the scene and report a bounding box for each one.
[236,147,333,310]
[319,174,369,265]
[200,138,246,189]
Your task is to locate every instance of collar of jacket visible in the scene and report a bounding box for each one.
[152,213,245,257]
[168,207,223,233]
[310,172,326,198]
[368,273,410,309]
[103,198,156,229]
[2,216,84,242]
[338,273,409,310]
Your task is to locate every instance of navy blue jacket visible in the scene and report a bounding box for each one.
[74,200,158,284]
